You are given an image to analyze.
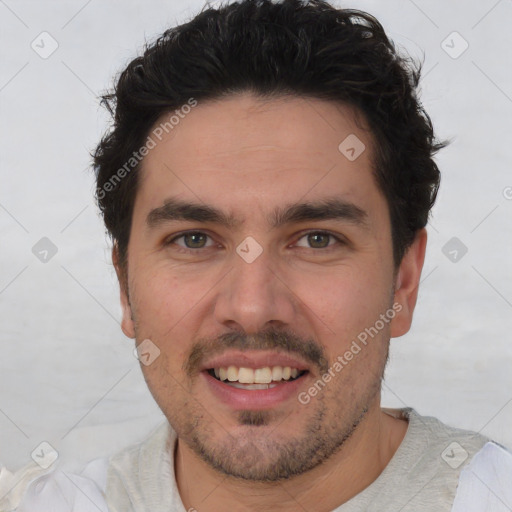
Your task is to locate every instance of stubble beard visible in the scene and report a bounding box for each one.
[174,357,387,482]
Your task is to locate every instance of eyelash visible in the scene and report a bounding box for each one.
[164,230,346,254]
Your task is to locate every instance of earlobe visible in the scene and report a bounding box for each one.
[112,245,136,339]
[390,228,428,338]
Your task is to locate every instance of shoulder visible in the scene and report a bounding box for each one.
[381,408,511,511]
[368,408,491,510]
[3,422,172,512]
[451,441,512,511]
[0,457,109,512]
[389,407,491,465]
[104,421,176,510]
[108,420,171,473]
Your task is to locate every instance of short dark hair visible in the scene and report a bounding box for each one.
[92,0,445,277]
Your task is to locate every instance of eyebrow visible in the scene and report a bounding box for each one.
[146,196,369,231]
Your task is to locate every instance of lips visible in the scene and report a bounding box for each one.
[202,368,309,408]
[199,351,311,409]
[200,350,311,373]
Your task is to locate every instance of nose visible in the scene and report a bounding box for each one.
[213,243,297,334]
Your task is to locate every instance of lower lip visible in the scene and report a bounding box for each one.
[202,370,309,410]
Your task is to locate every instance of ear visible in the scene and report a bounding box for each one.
[112,244,136,339]
[390,228,427,338]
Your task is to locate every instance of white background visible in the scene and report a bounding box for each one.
[1,0,511,474]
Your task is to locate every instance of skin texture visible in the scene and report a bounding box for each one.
[113,92,427,511]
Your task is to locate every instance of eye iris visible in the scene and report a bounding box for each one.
[184,232,207,248]
[308,233,329,248]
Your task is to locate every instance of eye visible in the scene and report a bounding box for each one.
[294,231,344,249]
[165,231,215,251]
[163,230,345,254]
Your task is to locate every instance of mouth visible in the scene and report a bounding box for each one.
[199,351,313,409]
[207,366,309,390]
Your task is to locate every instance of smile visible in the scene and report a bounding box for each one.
[208,366,307,389]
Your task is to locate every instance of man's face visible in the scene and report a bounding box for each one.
[115,93,422,480]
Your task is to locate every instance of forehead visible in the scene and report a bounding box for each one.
[134,93,385,227]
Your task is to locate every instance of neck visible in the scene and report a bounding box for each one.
[175,403,408,512]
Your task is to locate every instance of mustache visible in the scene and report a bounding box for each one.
[184,326,329,378]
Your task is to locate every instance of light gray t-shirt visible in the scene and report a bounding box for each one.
[7,407,512,511]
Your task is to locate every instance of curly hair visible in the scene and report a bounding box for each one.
[92,0,445,275]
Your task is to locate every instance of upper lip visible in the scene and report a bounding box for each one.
[200,350,311,372]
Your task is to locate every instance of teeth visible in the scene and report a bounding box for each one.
[238,367,254,383]
[271,366,283,381]
[211,365,304,384]
[254,367,272,384]
[227,365,238,382]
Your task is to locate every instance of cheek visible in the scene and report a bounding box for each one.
[130,269,201,368]
[139,351,191,417]
[133,264,204,326]
[293,262,389,335]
